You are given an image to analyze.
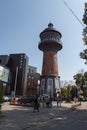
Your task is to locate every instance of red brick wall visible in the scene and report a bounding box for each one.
[42,51,58,75]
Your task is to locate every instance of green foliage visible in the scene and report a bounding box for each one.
[80,2,87,63]
[83,36,87,45]
[82,3,87,25]
[84,72,87,81]
[73,71,87,100]
[73,71,87,95]
[61,87,68,97]
[73,73,85,88]
[80,49,87,64]
[84,89,87,98]
[61,85,77,102]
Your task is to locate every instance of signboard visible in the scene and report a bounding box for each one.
[0,66,9,82]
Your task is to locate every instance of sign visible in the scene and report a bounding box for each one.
[0,66,9,82]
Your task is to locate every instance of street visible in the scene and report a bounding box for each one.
[33,108,87,130]
[0,102,87,130]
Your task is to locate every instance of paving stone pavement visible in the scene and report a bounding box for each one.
[0,101,81,130]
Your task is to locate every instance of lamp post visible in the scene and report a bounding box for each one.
[14,66,18,96]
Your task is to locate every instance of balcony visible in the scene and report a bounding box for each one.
[38,37,63,51]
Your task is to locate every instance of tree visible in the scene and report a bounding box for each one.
[82,3,87,25]
[61,85,73,102]
[61,87,68,98]
[84,71,87,81]
[80,3,87,64]
[73,70,87,89]
[71,85,78,100]
[73,73,85,90]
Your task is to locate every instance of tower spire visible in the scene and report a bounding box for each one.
[48,23,53,28]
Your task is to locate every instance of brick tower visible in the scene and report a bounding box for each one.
[38,23,63,98]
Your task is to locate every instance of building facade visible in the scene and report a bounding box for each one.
[27,65,40,96]
[0,53,29,95]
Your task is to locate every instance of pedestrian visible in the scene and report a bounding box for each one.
[45,96,50,108]
[33,95,40,112]
[41,95,45,107]
[13,97,16,104]
[56,92,62,107]
[49,96,52,108]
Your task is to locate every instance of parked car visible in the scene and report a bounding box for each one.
[3,96,11,102]
[17,95,36,105]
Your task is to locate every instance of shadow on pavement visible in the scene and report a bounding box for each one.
[0,102,87,130]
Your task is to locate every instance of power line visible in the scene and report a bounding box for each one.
[62,0,85,28]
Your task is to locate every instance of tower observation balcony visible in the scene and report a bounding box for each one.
[38,23,63,52]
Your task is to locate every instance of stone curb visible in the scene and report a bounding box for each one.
[71,102,81,110]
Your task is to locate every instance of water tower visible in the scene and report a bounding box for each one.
[38,23,63,98]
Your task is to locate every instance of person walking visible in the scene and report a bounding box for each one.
[41,95,45,107]
[33,95,40,112]
[45,96,50,108]
[56,92,62,107]
[49,96,52,108]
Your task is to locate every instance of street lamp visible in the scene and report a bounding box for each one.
[14,66,18,96]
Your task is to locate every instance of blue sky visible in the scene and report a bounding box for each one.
[0,0,87,81]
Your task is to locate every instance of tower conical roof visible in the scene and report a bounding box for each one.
[40,23,62,38]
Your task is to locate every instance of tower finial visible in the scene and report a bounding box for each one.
[48,23,53,28]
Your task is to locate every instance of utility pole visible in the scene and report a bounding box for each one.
[14,66,18,96]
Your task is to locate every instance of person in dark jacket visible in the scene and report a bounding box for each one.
[33,95,40,112]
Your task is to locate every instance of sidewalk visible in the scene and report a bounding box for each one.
[0,101,81,130]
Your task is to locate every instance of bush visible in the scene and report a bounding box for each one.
[83,89,87,99]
